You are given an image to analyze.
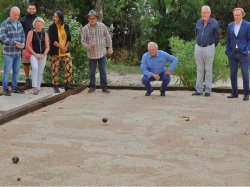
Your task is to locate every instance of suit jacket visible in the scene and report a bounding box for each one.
[226,20,250,58]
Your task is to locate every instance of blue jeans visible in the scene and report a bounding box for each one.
[88,55,107,88]
[2,54,21,91]
[141,72,171,92]
[229,52,249,96]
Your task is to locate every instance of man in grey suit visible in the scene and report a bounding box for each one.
[226,8,250,101]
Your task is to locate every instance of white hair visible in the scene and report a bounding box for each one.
[202,5,211,13]
[148,42,158,49]
[32,17,45,28]
[10,6,20,13]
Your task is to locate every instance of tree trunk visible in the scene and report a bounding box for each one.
[95,0,103,22]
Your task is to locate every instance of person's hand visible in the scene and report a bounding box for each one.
[33,53,44,61]
[89,41,94,50]
[107,49,113,57]
[15,42,24,49]
[39,54,46,60]
[61,46,68,53]
[165,70,171,75]
[152,73,160,80]
[33,53,39,60]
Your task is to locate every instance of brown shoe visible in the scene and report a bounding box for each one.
[3,89,11,96]
[102,87,110,93]
[88,87,95,93]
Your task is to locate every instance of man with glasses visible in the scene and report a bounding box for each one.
[81,10,113,94]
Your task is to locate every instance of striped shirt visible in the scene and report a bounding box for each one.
[81,22,112,59]
[0,18,25,56]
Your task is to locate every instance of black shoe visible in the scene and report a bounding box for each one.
[192,91,202,96]
[145,89,153,96]
[227,94,238,98]
[64,84,74,91]
[12,87,25,94]
[102,87,110,93]
[53,86,60,93]
[160,91,165,96]
[88,87,95,93]
[3,89,11,96]
[25,78,31,86]
[243,95,249,101]
[204,93,210,97]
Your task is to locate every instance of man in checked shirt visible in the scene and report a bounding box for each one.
[0,6,25,96]
[81,10,113,94]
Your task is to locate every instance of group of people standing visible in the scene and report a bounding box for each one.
[0,4,249,100]
[191,6,250,101]
[0,4,112,96]
[141,6,250,100]
[0,4,72,95]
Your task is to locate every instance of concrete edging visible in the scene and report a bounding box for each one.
[0,86,86,125]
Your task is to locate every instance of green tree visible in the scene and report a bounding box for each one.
[205,0,250,36]
[0,0,25,22]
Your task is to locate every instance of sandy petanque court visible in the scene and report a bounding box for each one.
[0,89,250,185]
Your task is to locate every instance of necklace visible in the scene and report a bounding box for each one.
[35,31,43,54]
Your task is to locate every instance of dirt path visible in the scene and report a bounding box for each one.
[0,89,249,185]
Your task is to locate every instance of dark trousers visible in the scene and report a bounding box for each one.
[141,72,171,92]
[88,55,107,88]
[229,52,249,96]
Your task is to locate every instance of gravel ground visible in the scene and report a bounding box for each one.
[0,89,249,185]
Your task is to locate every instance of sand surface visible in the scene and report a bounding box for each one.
[0,89,250,185]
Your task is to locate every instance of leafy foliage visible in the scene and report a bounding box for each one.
[206,0,250,36]
[169,36,197,87]
[169,36,229,87]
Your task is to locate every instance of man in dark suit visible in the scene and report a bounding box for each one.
[226,8,250,101]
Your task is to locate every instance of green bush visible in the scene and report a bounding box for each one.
[169,36,229,87]
[43,13,89,85]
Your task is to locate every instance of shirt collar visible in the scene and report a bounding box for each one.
[202,18,212,25]
[234,20,243,26]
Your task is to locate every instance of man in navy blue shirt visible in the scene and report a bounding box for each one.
[192,5,220,97]
[141,42,178,96]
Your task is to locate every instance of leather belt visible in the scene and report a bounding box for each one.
[234,48,240,53]
[197,43,214,47]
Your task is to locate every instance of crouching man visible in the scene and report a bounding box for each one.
[141,42,178,96]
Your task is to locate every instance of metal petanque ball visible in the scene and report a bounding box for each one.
[102,118,108,123]
[12,156,19,164]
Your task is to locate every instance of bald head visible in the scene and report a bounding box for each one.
[10,6,20,22]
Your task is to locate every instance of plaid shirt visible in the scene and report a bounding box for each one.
[0,18,25,56]
[81,22,112,59]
